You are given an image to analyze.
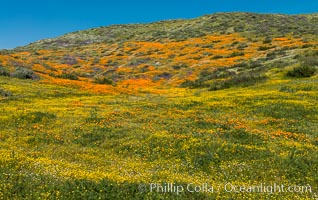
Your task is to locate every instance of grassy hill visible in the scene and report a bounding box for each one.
[15,12,318,50]
[0,12,317,199]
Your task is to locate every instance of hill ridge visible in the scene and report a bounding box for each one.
[15,12,318,51]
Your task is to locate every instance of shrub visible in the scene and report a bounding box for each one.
[129,58,150,66]
[286,65,316,78]
[211,55,223,60]
[234,25,245,32]
[201,44,214,48]
[11,67,39,80]
[266,49,287,60]
[226,51,245,58]
[302,44,314,48]
[43,63,57,71]
[0,66,10,76]
[94,76,113,85]
[230,72,267,85]
[257,46,272,51]
[263,37,272,44]
[209,72,267,91]
[179,80,195,88]
[157,72,172,79]
[57,72,79,80]
[179,79,209,88]
[302,56,318,67]
[172,63,188,70]
[237,43,248,50]
[0,88,12,97]
[231,62,249,69]
[266,52,277,60]
[201,68,236,80]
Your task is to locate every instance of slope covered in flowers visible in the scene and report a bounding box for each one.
[0,33,316,93]
[0,12,317,199]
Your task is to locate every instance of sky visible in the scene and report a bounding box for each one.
[0,0,317,49]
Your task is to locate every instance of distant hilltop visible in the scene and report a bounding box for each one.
[15,12,318,51]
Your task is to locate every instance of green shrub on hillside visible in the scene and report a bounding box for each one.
[263,36,272,44]
[209,72,267,91]
[179,79,209,89]
[211,55,224,60]
[287,53,318,78]
[94,76,113,85]
[0,66,10,76]
[0,88,12,97]
[11,67,39,80]
[257,46,273,51]
[57,72,79,80]
[226,51,245,58]
[237,43,248,50]
[302,55,318,67]
[287,65,316,78]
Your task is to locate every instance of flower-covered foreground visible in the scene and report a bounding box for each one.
[0,73,317,199]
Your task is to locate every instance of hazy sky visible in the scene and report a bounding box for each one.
[0,0,317,49]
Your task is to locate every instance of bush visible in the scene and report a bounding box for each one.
[11,67,39,80]
[94,76,113,85]
[57,72,79,80]
[266,52,277,60]
[257,46,272,51]
[209,72,267,91]
[179,79,209,88]
[157,72,172,79]
[172,63,188,70]
[179,80,195,88]
[263,37,272,44]
[237,43,248,50]
[302,56,318,67]
[0,66,10,76]
[211,55,223,60]
[226,51,245,58]
[302,44,314,48]
[0,88,12,97]
[286,65,316,78]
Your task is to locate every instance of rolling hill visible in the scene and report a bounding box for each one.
[0,12,317,199]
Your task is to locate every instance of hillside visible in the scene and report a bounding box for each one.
[0,13,317,93]
[16,12,318,50]
[0,12,317,199]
